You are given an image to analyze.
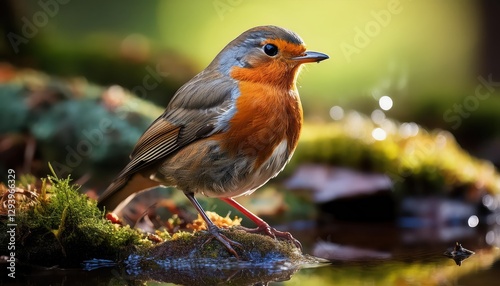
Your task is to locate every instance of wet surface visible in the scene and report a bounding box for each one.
[2,221,499,286]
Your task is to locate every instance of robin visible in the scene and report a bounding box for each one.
[98,25,328,257]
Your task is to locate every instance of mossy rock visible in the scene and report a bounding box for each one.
[123,229,324,285]
[0,172,325,283]
[0,174,149,268]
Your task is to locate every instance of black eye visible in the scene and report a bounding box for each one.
[263,44,278,56]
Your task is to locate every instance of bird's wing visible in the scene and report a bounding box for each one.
[99,72,236,203]
[98,72,236,209]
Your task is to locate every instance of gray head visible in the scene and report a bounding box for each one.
[210,25,328,83]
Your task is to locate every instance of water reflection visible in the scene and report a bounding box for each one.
[3,223,499,286]
[312,241,392,261]
[288,221,500,286]
[125,260,302,285]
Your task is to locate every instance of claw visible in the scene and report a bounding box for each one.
[219,197,303,250]
[237,224,302,250]
[203,224,243,258]
[185,193,244,258]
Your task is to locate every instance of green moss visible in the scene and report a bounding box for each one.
[1,172,314,270]
[286,113,500,196]
[144,228,302,262]
[126,228,322,285]
[0,172,148,267]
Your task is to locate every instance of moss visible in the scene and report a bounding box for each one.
[0,172,317,272]
[287,112,500,196]
[0,172,148,267]
[127,228,323,285]
[139,228,300,262]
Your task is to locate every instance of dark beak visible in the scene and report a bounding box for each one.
[292,51,329,63]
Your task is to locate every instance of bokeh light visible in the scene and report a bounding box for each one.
[371,109,385,125]
[329,105,344,121]
[468,215,479,228]
[372,127,387,141]
[379,95,393,111]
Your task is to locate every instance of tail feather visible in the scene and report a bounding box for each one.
[98,173,160,213]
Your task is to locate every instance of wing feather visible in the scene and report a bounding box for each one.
[99,71,238,208]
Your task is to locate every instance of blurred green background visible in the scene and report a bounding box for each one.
[1,0,499,160]
[1,2,500,285]
[0,0,500,181]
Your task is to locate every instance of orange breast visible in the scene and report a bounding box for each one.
[216,79,303,168]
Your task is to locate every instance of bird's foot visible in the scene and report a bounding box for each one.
[203,224,243,259]
[237,224,302,250]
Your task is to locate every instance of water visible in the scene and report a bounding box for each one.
[2,221,499,286]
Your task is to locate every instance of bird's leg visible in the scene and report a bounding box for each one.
[220,197,302,250]
[185,192,242,258]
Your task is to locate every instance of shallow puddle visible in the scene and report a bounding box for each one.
[2,222,499,285]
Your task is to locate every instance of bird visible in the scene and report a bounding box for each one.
[98,25,328,257]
